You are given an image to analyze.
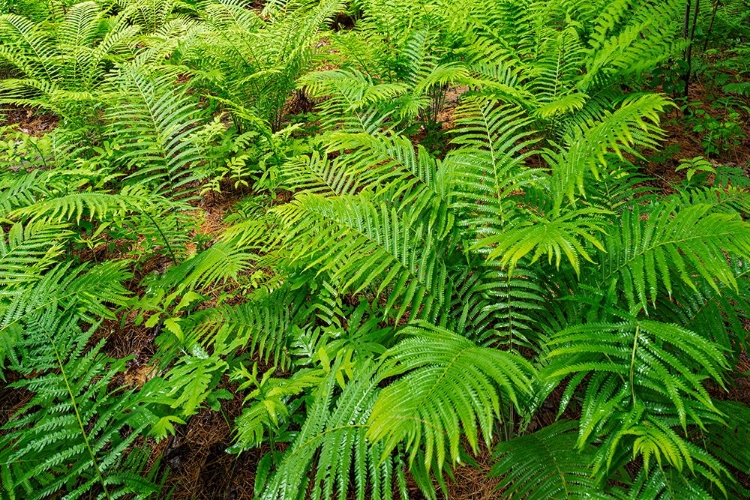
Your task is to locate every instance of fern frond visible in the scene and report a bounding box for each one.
[447,98,540,237]
[273,193,447,321]
[544,318,730,431]
[0,222,67,287]
[597,200,750,311]
[610,467,714,500]
[231,366,325,452]
[0,261,131,333]
[545,93,669,206]
[368,323,535,472]
[300,68,407,133]
[490,420,608,500]
[262,362,404,500]
[581,0,685,91]
[0,170,48,216]
[475,206,608,274]
[156,239,256,289]
[106,64,205,197]
[0,313,159,500]
[10,191,135,223]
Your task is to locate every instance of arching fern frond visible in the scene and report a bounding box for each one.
[0,222,67,288]
[273,193,448,321]
[0,261,131,334]
[474,206,608,275]
[261,362,405,500]
[610,467,715,500]
[595,200,750,312]
[0,170,48,214]
[368,323,535,473]
[545,93,669,207]
[447,98,540,239]
[544,318,730,432]
[580,0,685,91]
[153,239,256,289]
[106,64,205,197]
[300,68,407,133]
[10,192,136,223]
[490,420,609,500]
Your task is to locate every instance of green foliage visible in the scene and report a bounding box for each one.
[0,315,160,500]
[1,0,749,498]
[369,324,534,471]
[260,362,406,500]
[0,2,139,122]
[491,421,609,499]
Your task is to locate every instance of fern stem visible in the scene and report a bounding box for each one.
[702,0,721,52]
[47,334,112,500]
[143,210,178,265]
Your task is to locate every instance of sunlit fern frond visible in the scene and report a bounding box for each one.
[369,323,535,473]
[106,64,205,197]
[592,200,750,312]
[0,222,67,288]
[272,193,448,322]
[262,362,406,500]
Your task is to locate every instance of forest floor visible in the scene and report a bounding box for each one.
[3,76,750,499]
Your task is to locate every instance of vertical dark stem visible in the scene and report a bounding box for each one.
[683,0,700,99]
[144,210,178,265]
[703,0,720,53]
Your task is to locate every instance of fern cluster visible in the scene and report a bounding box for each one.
[1,0,749,498]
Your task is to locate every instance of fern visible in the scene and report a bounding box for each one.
[595,200,750,312]
[0,3,139,120]
[490,420,609,499]
[105,64,205,197]
[0,222,66,287]
[261,362,406,500]
[273,192,448,322]
[369,323,535,472]
[545,317,729,430]
[0,313,160,500]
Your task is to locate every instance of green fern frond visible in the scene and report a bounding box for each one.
[447,98,540,236]
[475,206,608,274]
[155,239,256,289]
[597,200,750,311]
[231,366,325,452]
[658,268,750,365]
[581,0,685,91]
[106,64,205,197]
[0,313,160,500]
[300,68,407,133]
[490,420,609,500]
[544,318,730,431]
[0,261,132,333]
[262,362,404,500]
[610,467,714,500]
[10,191,135,223]
[170,287,306,369]
[279,151,364,196]
[273,193,447,321]
[545,93,669,206]
[0,171,47,216]
[0,222,67,287]
[368,323,535,472]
